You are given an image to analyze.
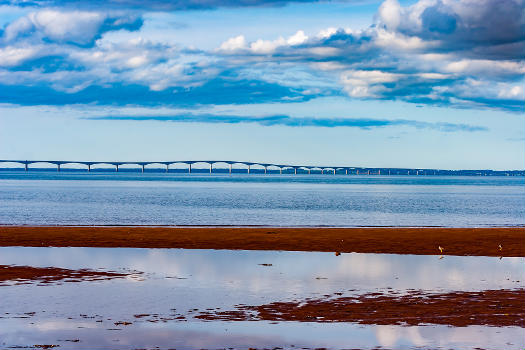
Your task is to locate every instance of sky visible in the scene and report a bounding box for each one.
[0,0,523,170]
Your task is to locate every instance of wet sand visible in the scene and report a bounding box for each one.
[196,288,525,327]
[0,226,523,256]
[0,265,138,286]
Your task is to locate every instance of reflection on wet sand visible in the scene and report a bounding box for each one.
[195,288,525,327]
[0,247,523,349]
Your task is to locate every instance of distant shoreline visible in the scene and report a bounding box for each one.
[1,226,523,257]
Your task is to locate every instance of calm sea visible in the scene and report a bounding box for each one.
[0,171,523,226]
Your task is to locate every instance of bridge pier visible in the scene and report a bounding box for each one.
[209,163,212,174]
[166,164,169,173]
[88,164,91,172]
[321,169,324,175]
[294,168,297,175]
[279,167,282,175]
[188,164,192,174]
[264,166,267,174]
[367,170,370,175]
[345,169,348,175]
[247,165,250,174]
[142,165,145,173]
[229,164,232,174]
[308,168,311,174]
[57,164,60,172]
[333,169,336,175]
[116,164,119,172]
[24,163,28,171]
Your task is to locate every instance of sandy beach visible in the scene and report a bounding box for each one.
[1,226,523,257]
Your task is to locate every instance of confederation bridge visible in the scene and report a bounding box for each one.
[0,160,523,176]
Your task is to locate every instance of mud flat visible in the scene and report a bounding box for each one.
[196,288,525,327]
[0,264,138,286]
[0,226,523,256]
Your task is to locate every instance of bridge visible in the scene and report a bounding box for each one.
[0,160,523,176]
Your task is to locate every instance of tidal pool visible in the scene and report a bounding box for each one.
[0,247,523,349]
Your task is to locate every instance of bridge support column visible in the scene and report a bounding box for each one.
[25,163,28,171]
[229,164,232,174]
[264,166,267,174]
[142,165,145,173]
[88,164,91,172]
[116,165,119,172]
[294,168,297,175]
[188,164,192,174]
[166,164,169,173]
[345,169,348,175]
[367,170,370,175]
[321,169,324,175]
[247,165,250,174]
[378,169,381,175]
[209,163,212,174]
[308,169,311,174]
[57,164,60,172]
[333,169,336,175]
[279,167,282,175]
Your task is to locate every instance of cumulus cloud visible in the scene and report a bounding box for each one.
[214,0,524,111]
[0,0,523,112]
[376,0,525,60]
[1,10,142,46]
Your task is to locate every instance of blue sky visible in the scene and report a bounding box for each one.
[0,0,523,169]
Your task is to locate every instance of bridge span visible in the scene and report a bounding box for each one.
[0,160,522,176]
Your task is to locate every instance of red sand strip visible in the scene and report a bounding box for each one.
[0,226,523,256]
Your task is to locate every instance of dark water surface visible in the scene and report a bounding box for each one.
[0,247,523,349]
[0,171,523,226]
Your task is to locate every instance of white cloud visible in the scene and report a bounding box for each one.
[377,0,403,30]
[249,37,286,54]
[29,10,105,44]
[0,45,41,67]
[2,9,141,46]
[218,35,246,52]
[341,69,403,97]
[287,30,308,45]
[444,59,525,77]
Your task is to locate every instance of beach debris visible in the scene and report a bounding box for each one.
[438,246,444,253]
[258,263,273,267]
[335,252,341,256]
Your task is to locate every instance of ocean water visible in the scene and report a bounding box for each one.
[0,171,523,226]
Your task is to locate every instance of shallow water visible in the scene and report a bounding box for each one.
[0,172,523,226]
[0,247,523,349]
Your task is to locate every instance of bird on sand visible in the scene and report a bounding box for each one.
[438,246,444,253]
[499,244,503,251]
